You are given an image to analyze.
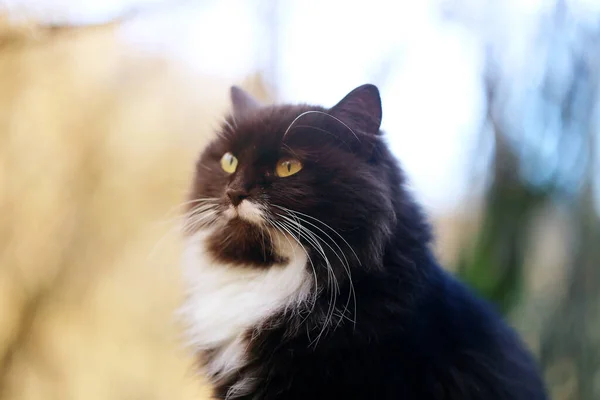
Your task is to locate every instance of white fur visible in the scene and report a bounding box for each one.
[223,200,265,224]
[180,226,311,384]
[225,376,257,400]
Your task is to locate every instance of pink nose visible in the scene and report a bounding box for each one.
[226,189,248,206]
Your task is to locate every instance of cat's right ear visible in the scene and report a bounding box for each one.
[327,84,382,156]
[329,84,382,137]
[230,86,262,121]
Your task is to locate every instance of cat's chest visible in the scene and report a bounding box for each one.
[180,231,312,373]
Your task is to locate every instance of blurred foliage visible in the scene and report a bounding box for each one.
[450,1,600,398]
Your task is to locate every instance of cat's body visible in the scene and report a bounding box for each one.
[181,84,547,399]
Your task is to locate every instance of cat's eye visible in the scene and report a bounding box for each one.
[220,152,238,174]
[276,158,302,177]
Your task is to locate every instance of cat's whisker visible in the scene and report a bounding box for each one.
[149,198,220,228]
[265,215,292,259]
[280,218,335,292]
[277,210,352,298]
[279,215,345,286]
[214,130,230,143]
[198,164,214,172]
[188,208,218,225]
[146,208,216,264]
[282,110,361,144]
[272,205,360,265]
[185,206,219,224]
[278,210,357,335]
[145,203,219,263]
[230,113,238,129]
[161,203,220,232]
[260,223,267,262]
[281,214,356,331]
[221,117,235,132]
[278,213,351,274]
[278,219,340,348]
[288,125,353,150]
[269,219,319,321]
[169,197,220,216]
[268,223,319,327]
[185,205,217,223]
[184,208,220,233]
[270,219,316,290]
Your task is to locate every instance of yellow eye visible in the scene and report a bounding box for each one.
[220,152,238,173]
[276,158,303,177]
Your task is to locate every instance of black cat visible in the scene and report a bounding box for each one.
[180,84,548,399]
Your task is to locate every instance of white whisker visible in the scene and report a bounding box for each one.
[146,199,219,262]
[269,219,319,322]
[273,205,360,264]
[276,210,357,331]
[278,219,339,348]
[282,110,361,144]
[150,198,220,228]
[222,117,235,132]
[273,204,359,346]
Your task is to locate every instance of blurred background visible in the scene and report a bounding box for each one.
[0,0,599,399]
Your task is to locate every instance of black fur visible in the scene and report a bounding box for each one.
[188,84,548,399]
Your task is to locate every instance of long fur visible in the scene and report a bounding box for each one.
[181,85,548,399]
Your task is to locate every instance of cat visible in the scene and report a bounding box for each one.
[180,84,548,399]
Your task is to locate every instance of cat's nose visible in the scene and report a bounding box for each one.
[226,189,249,207]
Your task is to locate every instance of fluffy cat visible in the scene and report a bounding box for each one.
[181,84,548,399]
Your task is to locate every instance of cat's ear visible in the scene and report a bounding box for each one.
[230,86,262,121]
[329,84,382,137]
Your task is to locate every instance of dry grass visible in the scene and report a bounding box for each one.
[0,18,269,400]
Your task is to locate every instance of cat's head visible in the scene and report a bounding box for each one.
[187,84,408,272]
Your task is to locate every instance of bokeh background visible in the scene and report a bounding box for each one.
[1,0,599,399]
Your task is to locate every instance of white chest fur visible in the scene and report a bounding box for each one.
[180,230,312,382]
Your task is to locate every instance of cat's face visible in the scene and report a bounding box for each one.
[187,84,393,269]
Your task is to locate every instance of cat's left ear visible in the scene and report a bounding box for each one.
[230,86,262,121]
[329,84,382,138]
